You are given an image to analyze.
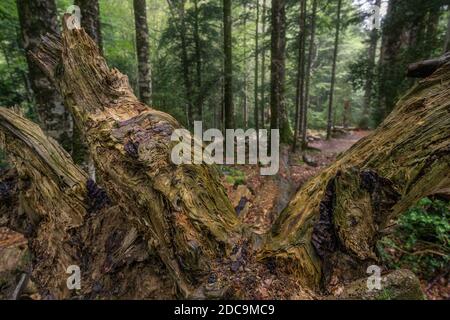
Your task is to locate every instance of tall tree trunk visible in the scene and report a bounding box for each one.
[444,7,450,53]
[180,2,193,128]
[260,0,267,128]
[362,0,381,125]
[378,0,395,122]
[243,3,248,128]
[377,0,432,122]
[193,0,203,121]
[74,0,103,54]
[16,0,72,152]
[424,6,440,56]
[219,16,225,132]
[270,0,291,143]
[293,0,307,151]
[167,0,194,128]
[301,0,317,149]
[326,0,342,140]
[342,99,351,128]
[254,0,260,133]
[133,0,152,106]
[2,24,449,300]
[223,0,234,130]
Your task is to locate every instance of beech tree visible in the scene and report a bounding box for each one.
[326,0,342,140]
[16,0,72,151]
[223,0,234,130]
[270,0,291,143]
[133,0,152,105]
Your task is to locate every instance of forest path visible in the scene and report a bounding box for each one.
[223,130,371,235]
[309,129,370,155]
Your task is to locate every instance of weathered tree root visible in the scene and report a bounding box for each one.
[1,21,448,299]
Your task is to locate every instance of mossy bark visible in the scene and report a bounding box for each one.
[263,62,450,291]
[30,19,241,297]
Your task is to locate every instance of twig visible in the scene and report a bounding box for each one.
[10,272,29,300]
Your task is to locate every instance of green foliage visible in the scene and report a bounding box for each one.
[0,0,448,142]
[375,288,395,300]
[222,166,246,186]
[0,0,30,107]
[400,198,449,246]
[378,197,450,280]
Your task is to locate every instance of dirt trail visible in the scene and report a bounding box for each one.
[309,130,369,155]
[224,130,371,234]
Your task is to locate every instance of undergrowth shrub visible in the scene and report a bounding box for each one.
[377,197,450,280]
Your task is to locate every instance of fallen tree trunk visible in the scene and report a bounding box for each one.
[407,53,450,78]
[0,108,175,299]
[263,60,450,292]
[1,20,448,299]
[30,17,241,298]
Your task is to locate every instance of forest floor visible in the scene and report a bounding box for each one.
[0,129,447,299]
[222,129,370,235]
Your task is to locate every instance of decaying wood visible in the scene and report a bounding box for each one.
[0,108,175,299]
[1,19,449,299]
[30,17,241,298]
[263,60,450,291]
[407,53,450,78]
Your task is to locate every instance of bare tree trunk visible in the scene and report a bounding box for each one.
[243,3,248,129]
[16,0,72,152]
[362,0,381,126]
[179,1,193,128]
[0,108,174,299]
[167,0,194,128]
[74,0,103,54]
[293,0,307,152]
[133,0,152,105]
[30,26,241,298]
[270,0,291,143]
[3,23,448,300]
[193,0,203,121]
[326,0,342,140]
[260,0,267,128]
[223,0,234,130]
[301,0,317,149]
[254,0,260,134]
[444,7,450,53]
